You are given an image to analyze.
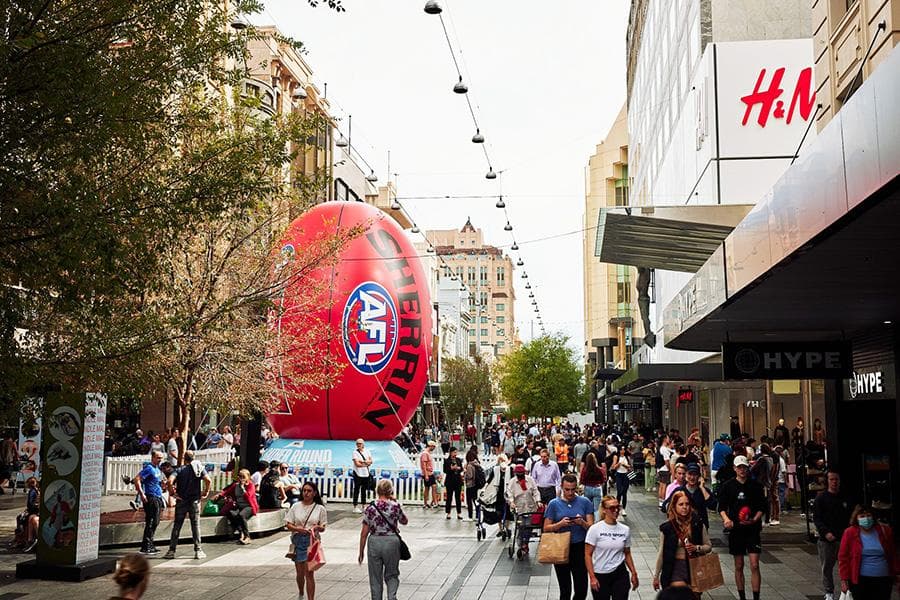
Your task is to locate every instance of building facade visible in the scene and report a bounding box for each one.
[427,219,516,358]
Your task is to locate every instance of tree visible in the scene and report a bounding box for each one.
[497,334,585,418]
[441,356,493,425]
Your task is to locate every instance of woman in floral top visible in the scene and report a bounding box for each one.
[358,479,408,600]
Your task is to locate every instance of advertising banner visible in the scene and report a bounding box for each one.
[260,439,415,471]
[722,342,852,380]
[18,399,43,480]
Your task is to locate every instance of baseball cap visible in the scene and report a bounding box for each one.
[733,455,750,468]
[719,433,731,441]
[686,463,701,474]
[514,464,526,474]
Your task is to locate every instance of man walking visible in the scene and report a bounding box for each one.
[134,450,166,555]
[710,433,732,490]
[164,450,211,559]
[420,440,439,508]
[719,455,767,600]
[673,463,717,529]
[812,471,850,600]
[530,448,561,504]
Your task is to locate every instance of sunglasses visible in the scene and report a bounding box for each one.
[603,505,621,511]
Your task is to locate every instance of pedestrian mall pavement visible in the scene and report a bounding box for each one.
[0,487,884,600]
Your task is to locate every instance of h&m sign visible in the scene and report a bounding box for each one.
[722,342,852,380]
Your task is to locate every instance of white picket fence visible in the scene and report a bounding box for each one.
[104,448,236,495]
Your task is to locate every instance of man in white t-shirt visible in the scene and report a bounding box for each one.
[351,438,373,513]
[656,435,673,506]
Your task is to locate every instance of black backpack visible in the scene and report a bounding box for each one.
[473,463,486,490]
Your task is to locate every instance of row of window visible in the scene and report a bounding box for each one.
[453,266,506,285]
[469,328,507,337]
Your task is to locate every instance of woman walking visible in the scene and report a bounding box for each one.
[580,453,606,521]
[642,441,657,492]
[109,553,150,599]
[285,482,327,600]
[611,447,632,518]
[443,446,464,520]
[585,495,639,600]
[838,505,899,600]
[358,479,409,600]
[487,454,512,537]
[213,468,258,545]
[652,490,712,598]
[544,473,595,600]
[464,446,481,522]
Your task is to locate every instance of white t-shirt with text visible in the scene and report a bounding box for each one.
[585,520,632,574]
[658,446,674,472]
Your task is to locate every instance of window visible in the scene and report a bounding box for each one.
[479,291,488,307]
[617,282,631,304]
[468,294,475,308]
[455,266,463,281]
[467,267,476,283]
[479,265,488,284]
[496,303,505,312]
[496,266,505,285]
[481,328,488,337]
[496,316,505,324]
[469,329,475,337]
[480,316,488,324]
[497,341,505,349]
[497,328,505,337]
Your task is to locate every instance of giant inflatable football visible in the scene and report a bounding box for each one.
[267,202,432,440]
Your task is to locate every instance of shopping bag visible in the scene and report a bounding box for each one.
[307,537,326,572]
[202,499,220,516]
[537,531,571,564]
[689,551,725,592]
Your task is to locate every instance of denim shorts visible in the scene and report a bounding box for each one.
[292,532,311,562]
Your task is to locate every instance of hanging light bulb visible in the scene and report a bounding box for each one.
[426,246,434,253]
[511,242,519,250]
[516,258,524,266]
[528,292,534,298]
[424,0,442,15]
[504,221,513,232]
[472,129,484,143]
[496,196,505,209]
[335,134,348,148]
[453,76,468,94]
[525,283,531,289]
[390,199,401,210]
[292,87,307,100]
[485,168,497,180]
[366,170,378,183]
[521,272,528,279]
[411,225,420,234]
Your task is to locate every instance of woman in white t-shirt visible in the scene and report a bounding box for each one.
[285,482,328,600]
[585,495,639,600]
[611,447,633,518]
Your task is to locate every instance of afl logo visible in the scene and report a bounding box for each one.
[342,281,398,375]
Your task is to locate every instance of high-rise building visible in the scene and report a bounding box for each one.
[427,219,516,359]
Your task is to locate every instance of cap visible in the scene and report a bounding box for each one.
[719,433,731,441]
[514,464,526,474]
[427,440,436,447]
[686,463,701,474]
[733,455,750,468]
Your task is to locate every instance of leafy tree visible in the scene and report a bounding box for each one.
[497,334,585,418]
[441,356,493,425]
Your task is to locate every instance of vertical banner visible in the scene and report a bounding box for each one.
[37,392,107,566]
[18,398,43,480]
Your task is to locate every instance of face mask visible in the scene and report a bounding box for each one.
[859,517,874,529]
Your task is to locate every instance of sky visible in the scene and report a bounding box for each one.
[256,0,630,352]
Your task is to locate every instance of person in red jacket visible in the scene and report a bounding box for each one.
[213,468,259,545]
[838,505,900,600]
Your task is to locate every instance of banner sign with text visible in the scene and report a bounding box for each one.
[37,392,107,566]
[722,342,852,380]
[844,364,896,401]
[260,439,415,471]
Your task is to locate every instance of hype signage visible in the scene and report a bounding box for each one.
[722,342,852,380]
[845,364,896,401]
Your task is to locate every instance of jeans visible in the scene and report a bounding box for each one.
[141,495,164,552]
[554,541,588,600]
[583,485,603,520]
[778,482,787,511]
[353,475,370,507]
[227,506,254,537]
[816,539,838,594]
[367,534,401,600]
[169,499,202,551]
[614,473,629,509]
[445,485,462,514]
[590,562,629,600]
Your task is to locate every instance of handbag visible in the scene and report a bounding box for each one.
[688,551,725,593]
[537,531,571,564]
[202,499,220,516]
[371,502,411,561]
[307,536,326,571]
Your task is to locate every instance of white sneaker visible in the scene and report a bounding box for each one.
[770,519,780,525]
[194,549,206,559]
[163,550,176,559]
[354,507,362,513]
[621,509,627,516]
[824,593,834,600]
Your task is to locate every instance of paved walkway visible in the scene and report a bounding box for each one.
[0,486,874,600]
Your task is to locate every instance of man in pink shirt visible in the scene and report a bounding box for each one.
[420,440,439,508]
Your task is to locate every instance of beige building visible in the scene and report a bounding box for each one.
[427,219,516,358]
[813,0,899,129]
[583,106,641,373]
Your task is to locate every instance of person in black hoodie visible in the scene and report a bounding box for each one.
[812,471,850,600]
[443,446,463,520]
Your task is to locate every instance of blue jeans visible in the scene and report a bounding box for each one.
[583,485,603,519]
[778,482,787,510]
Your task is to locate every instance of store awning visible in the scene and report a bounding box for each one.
[594,205,752,273]
[611,362,724,394]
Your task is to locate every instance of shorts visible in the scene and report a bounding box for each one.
[657,470,671,485]
[291,532,311,562]
[424,475,436,487]
[728,525,762,555]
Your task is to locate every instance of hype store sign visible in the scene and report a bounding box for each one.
[714,38,816,159]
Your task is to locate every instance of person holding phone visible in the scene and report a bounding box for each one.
[543,473,595,600]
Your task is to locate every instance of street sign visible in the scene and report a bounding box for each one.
[722,342,852,380]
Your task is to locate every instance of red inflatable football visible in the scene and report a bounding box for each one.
[738,506,752,523]
[267,202,432,440]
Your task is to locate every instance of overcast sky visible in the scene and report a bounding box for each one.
[257,0,630,351]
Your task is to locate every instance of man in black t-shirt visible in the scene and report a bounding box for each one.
[718,455,766,600]
[165,450,211,559]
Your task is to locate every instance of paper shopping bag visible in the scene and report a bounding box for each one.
[537,531,571,564]
[689,552,725,592]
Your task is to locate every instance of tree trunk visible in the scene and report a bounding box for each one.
[173,370,195,464]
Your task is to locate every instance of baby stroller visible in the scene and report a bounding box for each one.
[508,507,544,560]
[476,484,510,541]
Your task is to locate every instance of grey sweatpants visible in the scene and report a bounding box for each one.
[367,534,401,600]
[817,539,838,594]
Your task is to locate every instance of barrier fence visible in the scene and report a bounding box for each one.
[103,448,236,495]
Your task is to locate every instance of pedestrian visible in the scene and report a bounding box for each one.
[440,427,451,455]
[214,468,258,545]
[532,448,562,504]
[750,444,774,524]
[662,464,687,510]
[773,446,788,513]
[671,463,716,530]
[718,455,766,600]
[580,452,607,521]
[352,438,374,513]
[652,490,711,598]
[813,471,851,600]
[837,504,899,600]
[133,450,166,555]
[643,441,656,492]
[709,434,732,490]
[420,440,438,508]
[166,429,180,466]
[585,495,639,600]
[250,461,269,488]
[573,436,589,472]
[358,479,408,600]
[543,473,594,600]
[555,436,571,475]
[656,435,673,506]
[110,553,150,600]
[486,454,512,537]
[507,464,541,554]
[285,481,327,600]
[443,446,463,520]
[611,447,632,518]
[464,446,483,522]
[219,425,234,449]
[164,450,210,560]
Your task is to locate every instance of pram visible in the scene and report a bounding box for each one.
[508,507,544,560]
[476,484,510,541]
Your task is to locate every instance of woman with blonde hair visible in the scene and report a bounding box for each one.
[213,468,258,545]
[359,479,408,600]
[652,490,711,597]
[585,495,639,599]
[109,553,150,599]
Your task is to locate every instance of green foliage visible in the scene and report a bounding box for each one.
[441,356,493,425]
[497,335,585,418]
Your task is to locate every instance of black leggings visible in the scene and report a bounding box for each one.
[591,562,629,600]
[353,475,369,507]
[466,486,480,519]
[226,506,253,537]
[554,541,587,600]
[445,485,461,514]
[850,576,893,600]
[615,473,629,509]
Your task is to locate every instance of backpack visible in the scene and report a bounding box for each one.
[473,463,486,490]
